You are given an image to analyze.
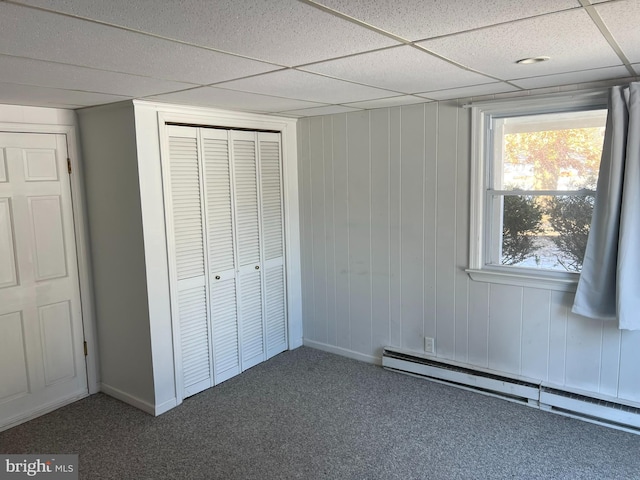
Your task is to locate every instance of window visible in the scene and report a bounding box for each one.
[468,93,608,291]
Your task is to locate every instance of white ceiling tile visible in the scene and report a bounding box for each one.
[279,105,362,117]
[217,70,397,104]
[0,82,128,108]
[12,0,399,66]
[417,82,520,100]
[0,3,279,85]
[146,86,324,113]
[596,0,640,63]
[634,64,640,76]
[0,55,195,97]
[418,9,621,80]
[312,0,579,41]
[512,66,631,90]
[301,46,494,93]
[345,95,430,109]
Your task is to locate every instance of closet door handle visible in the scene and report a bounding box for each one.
[215,275,221,280]
[255,265,260,270]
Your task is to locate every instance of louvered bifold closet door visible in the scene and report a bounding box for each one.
[258,133,288,359]
[166,126,212,398]
[230,131,265,371]
[201,129,241,384]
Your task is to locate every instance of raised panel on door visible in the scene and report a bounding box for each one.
[231,131,265,369]
[0,198,18,289]
[201,128,240,383]
[258,133,287,358]
[0,133,87,430]
[166,126,212,398]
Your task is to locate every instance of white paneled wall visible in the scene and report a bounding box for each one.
[298,101,640,404]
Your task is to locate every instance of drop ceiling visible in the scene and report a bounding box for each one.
[0,0,638,117]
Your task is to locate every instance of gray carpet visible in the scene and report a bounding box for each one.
[1,347,639,479]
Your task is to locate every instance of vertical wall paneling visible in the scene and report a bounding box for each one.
[548,291,569,385]
[488,284,523,375]
[370,109,390,355]
[618,330,640,402]
[299,102,640,403]
[347,111,372,356]
[565,310,602,391]
[423,103,438,350]
[332,114,350,350]
[389,107,402,348]
[454,101,470,363]
[309,117,327,344]
[467,281,490,367]
[435,102,458,359]
[323,117,337,347]
[599,323,621,397]
[400,105,425,353]
[297,120,312,344]
[520,288,551,380]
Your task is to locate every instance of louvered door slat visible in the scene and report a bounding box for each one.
[232,138,260,267]
[177,287,211,391]
[168,130,211,398]
[265,265,287,357]
[203,137,235,274]
[211,278,240,382]
[259,140,284,261]
[239,270,264,369]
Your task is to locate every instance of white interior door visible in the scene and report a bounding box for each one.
[0,132,87,430]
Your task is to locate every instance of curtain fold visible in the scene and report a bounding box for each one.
[572,82,640,330]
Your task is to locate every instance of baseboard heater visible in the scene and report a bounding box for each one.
[382,347,640,434]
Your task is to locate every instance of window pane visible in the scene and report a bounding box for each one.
[492,110,606,191]
[489,194,594,272]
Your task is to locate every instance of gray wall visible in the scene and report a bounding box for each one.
[78,102,155,407]
[297,101,640,403]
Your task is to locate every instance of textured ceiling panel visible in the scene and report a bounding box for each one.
[313,0,579,41]
[417,82,519,100]
[344,95,429,109]
[512,65,632,90]
[0,55,195,97]
[12,0,399,66]
[419,9,622,80]
[217,69,397,104]
[0,3,280,85]
[301,46,495,93]
[596,0,640,63]
[0,82,128,108]
[278,105,362,117]
[146,86,324,113]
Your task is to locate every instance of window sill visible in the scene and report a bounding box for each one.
[465,268,578,292]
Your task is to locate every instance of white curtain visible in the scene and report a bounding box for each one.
[572,82,640,330]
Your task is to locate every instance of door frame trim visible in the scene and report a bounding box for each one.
[0,119,99,396]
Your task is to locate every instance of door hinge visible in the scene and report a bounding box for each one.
[67,158,72,174]
[83,341,88,356]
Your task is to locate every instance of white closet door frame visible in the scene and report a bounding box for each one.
[0,120,99,401]
[152,103,302,407]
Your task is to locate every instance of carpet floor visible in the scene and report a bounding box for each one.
[1,346,639,479]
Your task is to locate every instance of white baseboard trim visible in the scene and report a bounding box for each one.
[303,339,381,365]
[154,397,178,416]
[1,390,89,432]
[100,383,155,415]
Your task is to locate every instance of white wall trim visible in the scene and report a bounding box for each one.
[303,339,381,365]
[155,397,178,416]
[134,100,301,406]
[0,106,100,396]
[100,383,155,416]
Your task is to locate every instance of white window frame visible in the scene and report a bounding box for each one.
[466,91,608,292]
